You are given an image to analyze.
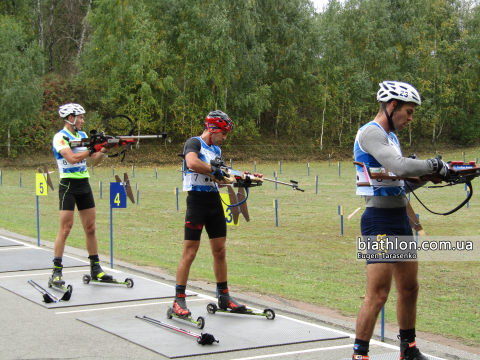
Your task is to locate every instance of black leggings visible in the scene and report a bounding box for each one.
[184,192,227,240]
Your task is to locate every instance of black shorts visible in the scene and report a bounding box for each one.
[58,178,95,211]
[360,206,415,264]
[184,192,227,240]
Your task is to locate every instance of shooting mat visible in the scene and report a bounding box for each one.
[341,353,442,360]
[78,303,349,358]
[0,247,87,272]
[0,236,24,247]
[0,269,196,308]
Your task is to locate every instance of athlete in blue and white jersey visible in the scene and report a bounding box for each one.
[50,103,113,289]
[351,82,450,360]
[173,110,247,319]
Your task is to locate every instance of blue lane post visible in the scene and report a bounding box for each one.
[307,163,310,176]
[279,161,282,174]
[230,159,233,168]
[415,214,420,243]
[381,307,385,341]
[132,165,135,178]
[328,154,331,166]
[274,172,277,190]
[463,151,466,163]
[254,161,256,172]
[155,167,158,180]
[100,181,102,199]
[476,158,478,165]
[466,184,470,208]
[175,187,179,211]
[274,199,278,227]
[112,165,114,176]
[338,205,344,235]
[20,173,22,188]
[110,206,113,268]
[339,162,341,177]
[1,170,2,185]
[137,189,139,205]
[36,196,40,246]
[316,175,318,194]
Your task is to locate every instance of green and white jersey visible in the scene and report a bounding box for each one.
[52,127,90,179]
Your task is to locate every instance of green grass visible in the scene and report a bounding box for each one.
[1,150,479,347]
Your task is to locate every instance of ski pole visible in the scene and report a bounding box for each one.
[136,316,219,345]
[28,280,60,303]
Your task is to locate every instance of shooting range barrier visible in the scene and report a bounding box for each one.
[78,302,349,358]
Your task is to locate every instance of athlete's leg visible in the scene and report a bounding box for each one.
[209,236,227,282]
[78,207,98,255]
[176,240,201,285]
[355,262,394,341]
[54,210,74,257]
[394,260,419,330]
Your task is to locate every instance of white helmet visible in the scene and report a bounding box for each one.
[377,81,421,106]
[58,103,86,119]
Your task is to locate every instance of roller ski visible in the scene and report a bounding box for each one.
[47,265,72,300]
[207,288,275,319]
[136,316,218,345]
[167,294,205,329]
[82,259,133,287]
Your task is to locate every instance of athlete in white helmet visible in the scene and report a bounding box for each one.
[51,103,113,288]
[351,82,448,360]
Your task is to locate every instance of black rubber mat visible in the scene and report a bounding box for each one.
[0,247,87,272]
[78,303,349,358]
[0,237,24,247]
[0,270,195,308]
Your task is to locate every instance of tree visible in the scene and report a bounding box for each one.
[0,15,43,158]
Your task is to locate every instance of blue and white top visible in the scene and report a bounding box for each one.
[52,128,89,179]
[183,136,221,192]
[354,121,405,197]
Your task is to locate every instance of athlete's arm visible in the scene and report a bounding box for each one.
[359,126,433,177]
[185,152,214,174]
[88,150,107,166]
[59,147,90,165]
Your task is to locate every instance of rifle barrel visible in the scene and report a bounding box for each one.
[116,134,168,139]
[262,177,296,187]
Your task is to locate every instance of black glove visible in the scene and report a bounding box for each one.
[407,153,419,160]
[211,166,224,181]
[427,158,449,179]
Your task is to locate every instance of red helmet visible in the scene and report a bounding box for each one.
[205,110,233,133]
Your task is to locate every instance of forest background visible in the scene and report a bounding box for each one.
[1,0,480,161]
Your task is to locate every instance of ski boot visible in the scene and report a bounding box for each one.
[352,355,369,359]
[166,294,205,329]
[82,260,134,287]
[400,341,429,360]
[206,288,275,320]
[47,265,72,300]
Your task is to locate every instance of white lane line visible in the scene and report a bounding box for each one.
[230,344,353,360]
[55,298,210,314]
[0,269,88,279]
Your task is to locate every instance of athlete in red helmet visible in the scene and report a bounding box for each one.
[172,110,246,319]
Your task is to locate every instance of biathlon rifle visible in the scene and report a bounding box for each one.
[65,114,168,161]
[209,157,304,191]
[354,158,480,216]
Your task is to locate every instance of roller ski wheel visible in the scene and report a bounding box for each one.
[82,274,134,287]
[167,306,205,329]
[206,302,275,320]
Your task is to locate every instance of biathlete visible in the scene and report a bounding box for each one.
[50,103,113,288]
[352,81,449,360]
[173,110,247,318]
